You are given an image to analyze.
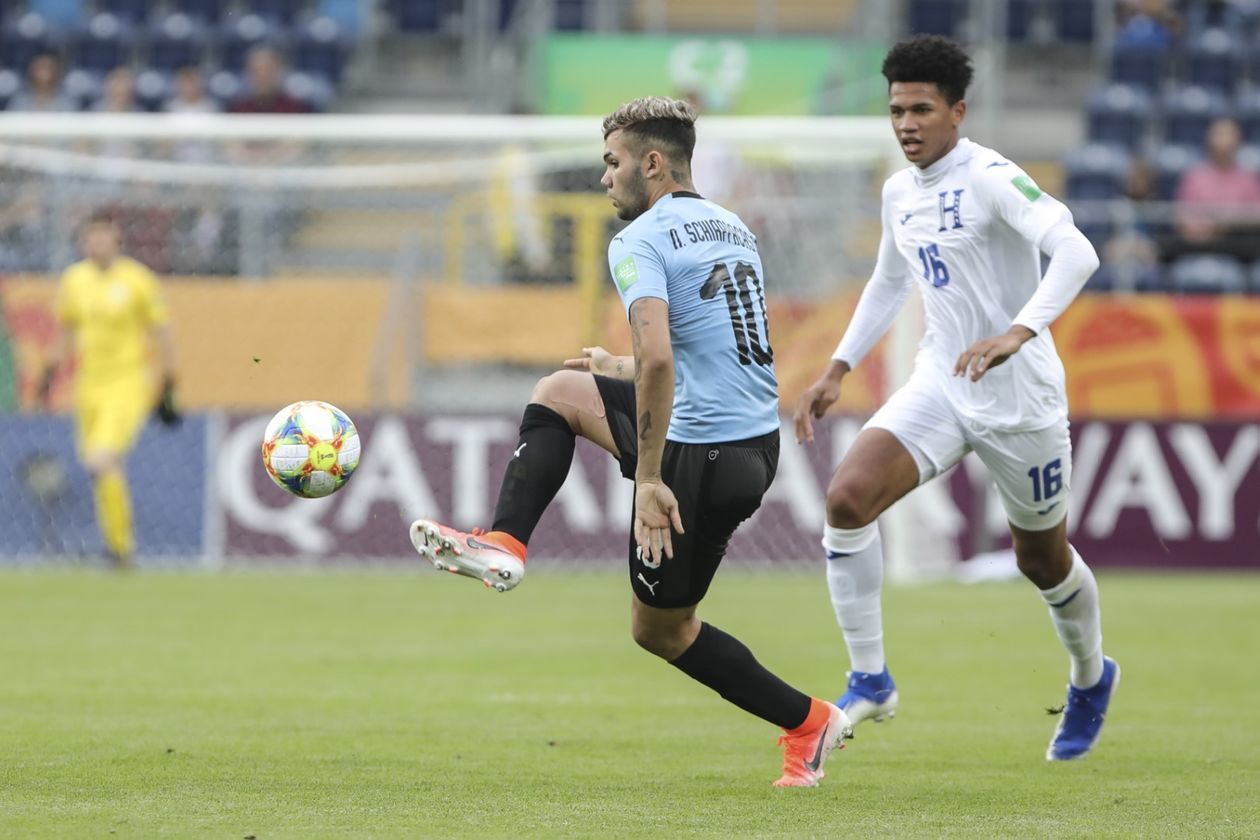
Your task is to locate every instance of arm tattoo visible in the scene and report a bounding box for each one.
[616,359,624,377]
[638,410,653,441]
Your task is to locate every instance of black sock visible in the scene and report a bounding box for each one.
[491,403,576,545]
[670,622,812,729]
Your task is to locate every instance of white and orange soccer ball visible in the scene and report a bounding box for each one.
[260,400,361,499]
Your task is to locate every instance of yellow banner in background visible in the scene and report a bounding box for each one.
[3,276,410,412]
[5,274,1259,419]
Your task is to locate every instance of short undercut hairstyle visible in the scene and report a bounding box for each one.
[882,35,974,105]
[602,96,698,165]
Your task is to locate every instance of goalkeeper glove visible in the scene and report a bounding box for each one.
[154,375,181,425]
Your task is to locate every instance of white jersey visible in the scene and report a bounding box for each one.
[836,138,1075,432]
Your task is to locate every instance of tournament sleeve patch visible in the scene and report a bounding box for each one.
[613,254,639,292]
[1011,174,1043,202]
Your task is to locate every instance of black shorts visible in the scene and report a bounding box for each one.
[594,375,779,609]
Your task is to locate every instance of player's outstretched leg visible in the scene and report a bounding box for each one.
[409,520,526,592]
[825,524,899,725]
[411,372,615,591]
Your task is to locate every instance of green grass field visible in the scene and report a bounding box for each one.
[1,569,1256,838]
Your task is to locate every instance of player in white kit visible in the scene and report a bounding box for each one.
[795,35,1118,761]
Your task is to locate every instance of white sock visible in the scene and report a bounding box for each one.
[823,525,886,675]
[1039,547,1104,689]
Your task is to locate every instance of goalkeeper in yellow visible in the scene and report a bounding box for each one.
[40,212,179,568]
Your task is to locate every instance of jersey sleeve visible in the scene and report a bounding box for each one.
[134,263,169,326]
[607,227,669,315]
[975,160,1073,249]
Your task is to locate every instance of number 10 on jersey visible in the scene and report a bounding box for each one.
[701,261,774,366]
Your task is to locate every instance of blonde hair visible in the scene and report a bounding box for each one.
[601,96,697,138]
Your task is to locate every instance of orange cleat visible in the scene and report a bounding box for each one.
[773,699,853,788]
[408,519,527,592]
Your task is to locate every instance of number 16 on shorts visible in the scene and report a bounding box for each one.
[1028,458,1063,510]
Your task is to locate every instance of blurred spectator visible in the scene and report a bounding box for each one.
[94,66,137,114]
[1168,117,1260,260]
[164,65,225,274]
[9,53,74,112]
[1103,157,1162,282]
[228,46,309,114]
[1115,0,1181,48]
[166,65,218,116]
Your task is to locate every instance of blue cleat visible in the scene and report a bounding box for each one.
[1046,657,1120,761]
[835,667,898,726]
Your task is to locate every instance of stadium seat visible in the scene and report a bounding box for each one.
[69,13,134,74]
[253,0,308,27]
[283,70,334,111]
[1085,84,1153,149]
[27,0,84,30]
[0,13,60,73]
[61,67,102,110]
[1110,43,1170,92]
[146,13,211,72]
[319,0,363,34]
[1086,262,1167,293]
[1152,144,1202,200]
[134,69,170,111]
[1162,85,1230,147]
[1248,259,1260,292]
[1184,0,1260,39]
[0,68,20,110]
[392,0,442,31]
[1005,0,1036,41]
[907,0,967,37]
[1054,0,1095,42]
[170,0,229,24]
[206,69,242,105]
[220,14,285,74]
[1234,90,1260,145]
[1170,254,1248,294]
[1065,143,1130,202]
[1186,29,1243,95]
[294,16,348,83]
[554,0,585,31]
[96,0,152,25]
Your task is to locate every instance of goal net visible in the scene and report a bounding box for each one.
[0,113,953,580]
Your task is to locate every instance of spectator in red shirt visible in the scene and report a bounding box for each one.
[1172,117,1260,259]
[228,46,309,114]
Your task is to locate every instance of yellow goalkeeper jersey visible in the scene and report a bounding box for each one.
[56,256,167,385]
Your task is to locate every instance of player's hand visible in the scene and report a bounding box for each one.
[794,363,848,444]
[634,479,685,566]
[154,374,181,425]
[563,346,620,377]
[954,327,1034,381]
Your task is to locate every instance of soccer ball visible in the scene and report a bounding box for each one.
[260,400,361,499]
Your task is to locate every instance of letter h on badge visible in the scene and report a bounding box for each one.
[938,189,965,232]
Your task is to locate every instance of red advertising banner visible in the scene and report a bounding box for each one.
[216,413,1260,570]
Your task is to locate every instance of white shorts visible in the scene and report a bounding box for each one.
[865,369,1072,531]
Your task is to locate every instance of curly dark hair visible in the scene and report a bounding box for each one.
[881,35,974,105]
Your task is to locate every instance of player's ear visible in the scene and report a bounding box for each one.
[643,149,664,179]
[952,98,966,127]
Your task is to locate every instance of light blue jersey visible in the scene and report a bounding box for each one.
[608,191,779,444]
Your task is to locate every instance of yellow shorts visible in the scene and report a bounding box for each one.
[75,376,153,459]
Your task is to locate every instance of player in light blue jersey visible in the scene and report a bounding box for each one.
[410,96,851,787]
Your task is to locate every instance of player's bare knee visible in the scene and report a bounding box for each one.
[530,371,596,429]
[826,483,877,530]
[630,614,691,660]
[1013,536,1072,588]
